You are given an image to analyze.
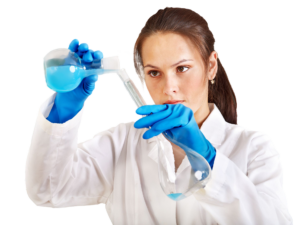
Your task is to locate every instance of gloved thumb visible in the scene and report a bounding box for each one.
[82,75,98,95]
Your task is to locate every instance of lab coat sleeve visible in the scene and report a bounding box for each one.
[25,94,127,208]
[193,132,293,224]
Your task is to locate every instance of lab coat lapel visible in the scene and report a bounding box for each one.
[199,103,226,147]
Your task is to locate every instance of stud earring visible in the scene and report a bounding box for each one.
[211,79,215,84]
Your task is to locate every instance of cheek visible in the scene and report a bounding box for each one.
[186,76,203,93]
[183,74,206,113]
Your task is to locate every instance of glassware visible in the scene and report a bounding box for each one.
[158,146,211,200]
[44,48,120,93]
[43,48,212,201]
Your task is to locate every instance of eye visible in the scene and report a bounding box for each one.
[148,70,157,77]
[177,66,189,73]
[148,66,189,77]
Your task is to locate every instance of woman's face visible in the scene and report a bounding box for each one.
[141,32,217,114]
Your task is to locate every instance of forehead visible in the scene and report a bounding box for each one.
[141,32,202,66]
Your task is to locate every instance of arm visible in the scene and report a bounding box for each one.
[193,133,293,224]
[25,94,127,207]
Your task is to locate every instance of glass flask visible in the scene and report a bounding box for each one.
[43,48,212,201]
[44,48,120,93]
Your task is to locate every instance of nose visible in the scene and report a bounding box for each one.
[163,75,179,96]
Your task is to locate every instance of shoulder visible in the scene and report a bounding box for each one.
[224,121,269,144]
[223,122,279,160]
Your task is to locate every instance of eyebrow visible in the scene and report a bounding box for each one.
[143,59,193,69]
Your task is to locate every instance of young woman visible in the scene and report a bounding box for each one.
[26,7,292,224]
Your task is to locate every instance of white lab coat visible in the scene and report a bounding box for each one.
[26,93,292,225]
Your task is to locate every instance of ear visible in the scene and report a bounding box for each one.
[208,51,218,80]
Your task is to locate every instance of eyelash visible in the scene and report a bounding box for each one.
[147,66,190,77]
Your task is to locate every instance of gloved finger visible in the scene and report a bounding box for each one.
[141,119,171,139]
[84,74,98,84]
[82,51,93,63]
[78,43,89,53]
[91,75,99,83]
[77,43,89,59]
[82,75,98,95]
[134,107,172,129]
[152,118,183,132]
[136,104,168,115]
[94,75,99,83]
[69,39,79,52]
[88,49,94,55]
[142,128,163,139]
[92,50,104,60]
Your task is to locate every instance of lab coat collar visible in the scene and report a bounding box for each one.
[199,103,227,146]
[146,103,226,147]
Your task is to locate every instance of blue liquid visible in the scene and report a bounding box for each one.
[46,66,84,93]
[167,193,184,201]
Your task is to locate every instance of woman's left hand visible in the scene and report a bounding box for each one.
[134,103,216,169]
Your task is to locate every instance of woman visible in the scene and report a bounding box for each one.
[26,7,292,224]
[132,7,292,224]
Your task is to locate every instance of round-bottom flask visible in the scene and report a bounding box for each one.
[43,48,120,93]
[157,134,211,201]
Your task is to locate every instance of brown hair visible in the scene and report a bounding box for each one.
[133,7,237,124]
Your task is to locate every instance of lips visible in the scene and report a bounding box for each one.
[163,100,184,104]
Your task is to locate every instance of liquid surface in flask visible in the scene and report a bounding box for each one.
[167,193,185,201]
[46,65,83,93]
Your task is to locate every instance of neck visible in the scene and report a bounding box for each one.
[194,104,211,129]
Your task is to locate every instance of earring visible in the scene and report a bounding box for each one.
[211,79,215,84]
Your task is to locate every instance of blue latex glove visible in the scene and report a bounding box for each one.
[46,39,103,123]
[134,104,216,170]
